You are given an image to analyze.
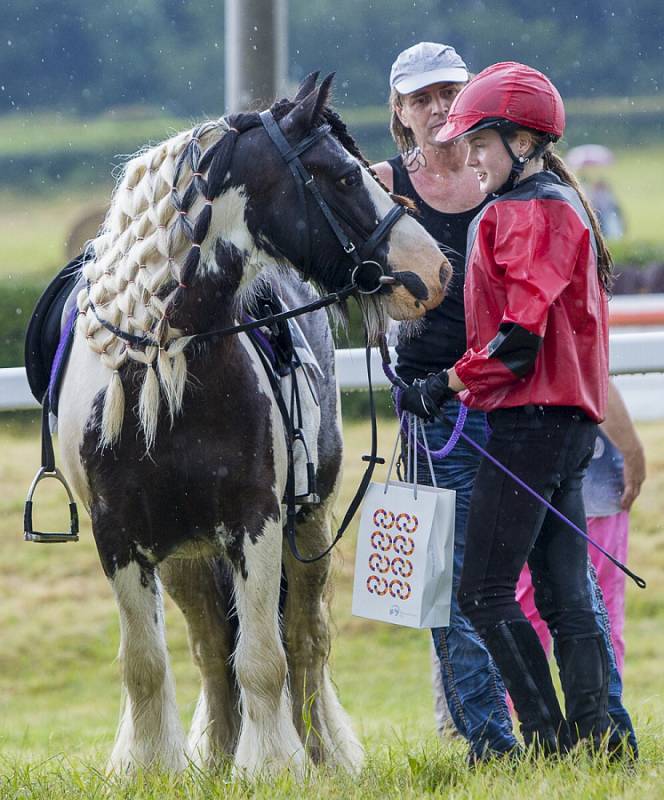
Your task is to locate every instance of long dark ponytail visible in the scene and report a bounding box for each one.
[539,142,614,292]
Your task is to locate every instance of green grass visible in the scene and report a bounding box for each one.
[0,414,663,797]
[0,188,111,281]
[589,146,664,246]
[0,113,190,158]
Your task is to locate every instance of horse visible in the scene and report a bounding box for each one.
[54,73,451,777]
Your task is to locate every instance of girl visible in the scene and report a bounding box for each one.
[401,61,620,753]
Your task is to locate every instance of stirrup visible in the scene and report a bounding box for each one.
[24,466,79,543]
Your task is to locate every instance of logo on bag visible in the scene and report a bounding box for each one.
[395,512,418,533]
[367,508,418,600]
[391,556,413,578]
[366,575,388,596]
[370,530,392,551]
[388,578,411,600]
[373,509,396,529]
[369,553,390,573]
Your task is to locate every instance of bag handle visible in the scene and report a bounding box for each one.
[419,419,438,488]
[383,415,403,493]
[383,413,437,496]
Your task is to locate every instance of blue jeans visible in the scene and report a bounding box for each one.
[410,402,636,757]
[582,564,637,754]
[413,403,517,758]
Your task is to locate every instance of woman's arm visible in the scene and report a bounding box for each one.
[447,367,465,392]
[601,380,646,510]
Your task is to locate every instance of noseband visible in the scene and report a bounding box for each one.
[258,110,406,294]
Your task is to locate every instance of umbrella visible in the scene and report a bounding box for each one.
[565,144,615,169]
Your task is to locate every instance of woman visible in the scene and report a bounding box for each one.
[401,61,620,753]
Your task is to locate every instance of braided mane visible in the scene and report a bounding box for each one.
[77,98,370,451]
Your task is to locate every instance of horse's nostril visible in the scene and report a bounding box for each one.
[393,271,429,300]
[439,262,453,290]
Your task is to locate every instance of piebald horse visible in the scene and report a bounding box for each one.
[55,74,450,776]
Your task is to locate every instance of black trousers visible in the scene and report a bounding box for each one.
[458,405,600,643]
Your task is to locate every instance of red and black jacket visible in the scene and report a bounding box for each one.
[455,171,609,422]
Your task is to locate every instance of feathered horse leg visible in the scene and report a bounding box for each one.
[160,557,241,767]
[106,558,187,773]
[282,498,364,774]
[231,516,306,778]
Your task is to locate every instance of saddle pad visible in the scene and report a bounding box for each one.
[24,253,88,408]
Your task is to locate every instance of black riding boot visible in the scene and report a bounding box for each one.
[556,633,610,749]
[482,620,571,755]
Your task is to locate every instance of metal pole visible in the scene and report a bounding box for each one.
[225,0,288,114]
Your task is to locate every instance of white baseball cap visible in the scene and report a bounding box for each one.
[390,42,469,94]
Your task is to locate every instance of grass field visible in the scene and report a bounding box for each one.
[0,413,663,798]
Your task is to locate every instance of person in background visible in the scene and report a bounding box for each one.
[401,60,637,755]
[516,380,646,674]
[588,179,625,240]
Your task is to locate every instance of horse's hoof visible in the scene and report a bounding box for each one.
[232,745,308,782]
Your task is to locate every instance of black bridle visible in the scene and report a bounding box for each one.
[258,109,406,293]
[255,109,401,562]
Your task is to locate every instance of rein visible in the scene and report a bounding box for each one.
[250,339,383,564]
[381,353,646,589]
[86,278,358,351]
[285,344,382,564]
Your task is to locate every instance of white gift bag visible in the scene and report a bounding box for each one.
[351,417,456,629]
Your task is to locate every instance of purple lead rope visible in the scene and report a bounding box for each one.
[383,361,646,589]
[455,427,646,588]
[395,380,467,458]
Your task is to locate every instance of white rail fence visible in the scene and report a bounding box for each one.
[2,330,664,421]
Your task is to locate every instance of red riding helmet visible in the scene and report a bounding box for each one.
[436,61,565,144]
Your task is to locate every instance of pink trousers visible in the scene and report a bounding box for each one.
[516,511,628,674]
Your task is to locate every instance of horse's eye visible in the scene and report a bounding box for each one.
[339,170,362,187]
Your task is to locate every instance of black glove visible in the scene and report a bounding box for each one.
[400,371,457,420]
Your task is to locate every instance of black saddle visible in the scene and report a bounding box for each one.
[24,253,89,413]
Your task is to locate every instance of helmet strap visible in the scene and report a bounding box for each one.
[493,131,552,196]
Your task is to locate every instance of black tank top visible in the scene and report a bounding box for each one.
[389,154,487,382]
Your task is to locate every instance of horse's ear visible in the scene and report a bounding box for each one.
[293,71,320,103]
[309,72,334,127]
[280,72,335,139]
